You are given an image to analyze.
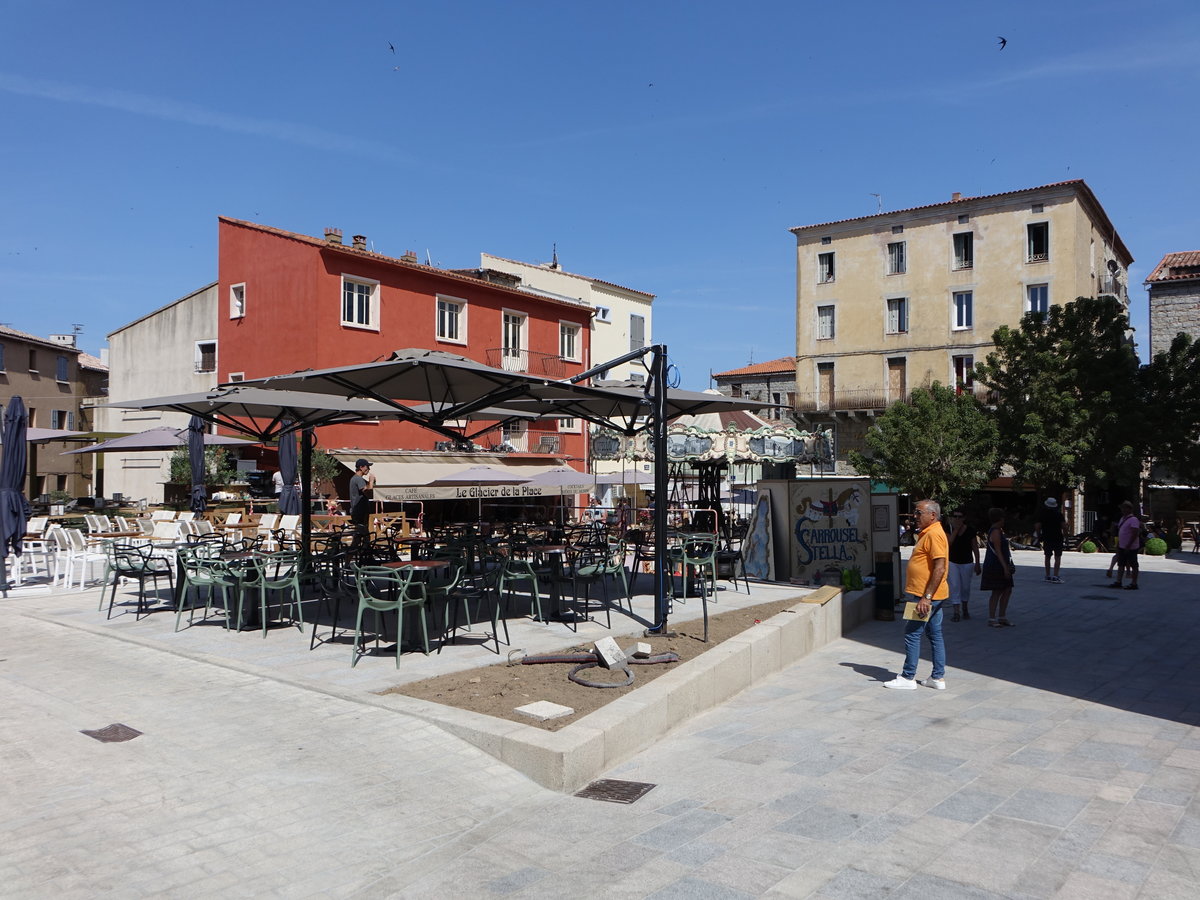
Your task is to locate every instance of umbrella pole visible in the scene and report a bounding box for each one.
[301,429,312,570]
[649,344,672,635]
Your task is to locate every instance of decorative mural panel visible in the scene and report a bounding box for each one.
[592,422,834,465]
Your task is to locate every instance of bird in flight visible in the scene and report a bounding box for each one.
[998,36,1007,50]
[388,41,395,53]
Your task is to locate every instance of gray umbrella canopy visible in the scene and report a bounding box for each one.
[428,465,532,486]
[277,423,302,516]
[1,397,33,593]
[521,466,594,490]
[100,387,397,441]
[64,427,254,455]
[187,416,208,516]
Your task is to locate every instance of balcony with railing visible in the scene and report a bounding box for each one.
[485,348,568,378]
[793,384,995,413]
[1097,275,1128,304]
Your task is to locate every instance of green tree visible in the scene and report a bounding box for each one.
[973,296,1141,492]
[169,446,239,486]
[848,382,999,509]
[1141,332,1200,486]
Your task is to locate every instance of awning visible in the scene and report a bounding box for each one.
[331,454,574,501]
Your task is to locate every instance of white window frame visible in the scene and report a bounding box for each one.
[228,372,245,382]
[341,275,379,330]
[502,310,527,363]
[1027,222,1049,263]
[436,294,467,344]
[559,321,581,362]
[952,354,975,393]
[952,291,973,330]
[594,305,611,323]
[885,297,909,335]
[1026,283,1049,317]
[816,305,835,340]
[953,232,974,270]
[229,282,246,319]
[194,340,217,374]
[817,252,835,284]
[558,415,580,433]
[887,241,906,275]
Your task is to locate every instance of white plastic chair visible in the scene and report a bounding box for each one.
[61,528,109,590]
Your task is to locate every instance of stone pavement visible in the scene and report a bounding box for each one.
[2,548,1199,897]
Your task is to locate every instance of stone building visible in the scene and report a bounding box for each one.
[711,357,796,421]
[1146,251,1200,358]
[789,179,1132,474]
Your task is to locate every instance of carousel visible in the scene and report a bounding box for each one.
[590,399,832,536]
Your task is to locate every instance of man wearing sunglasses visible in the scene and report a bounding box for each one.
[885,500,949,691]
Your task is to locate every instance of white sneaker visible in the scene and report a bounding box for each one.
[883,676,917,690]
[919,677,946,690]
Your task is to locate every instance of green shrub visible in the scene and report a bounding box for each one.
[1080,540,1097,553]
[1144,537,1168,556]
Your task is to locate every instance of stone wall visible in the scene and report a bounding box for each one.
[1149,280,1200,359]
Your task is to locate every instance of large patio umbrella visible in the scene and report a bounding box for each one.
[521,466,594,492]
[429,465,532,520]
[63,427,254,455]
[1,396,33,596]
[277,422,302,516]
[187,415,208,516]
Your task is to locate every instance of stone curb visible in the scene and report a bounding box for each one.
[21,584,877,793]
[382,584,876,792]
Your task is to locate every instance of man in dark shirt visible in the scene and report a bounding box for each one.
[349,458,375,539]
[1036,497,1065,583]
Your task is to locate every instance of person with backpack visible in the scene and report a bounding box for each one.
[1111,500,1142,591]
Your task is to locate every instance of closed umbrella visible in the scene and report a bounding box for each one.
[277,423,301,516]
[1,396,33,595]
[187,415,208,516]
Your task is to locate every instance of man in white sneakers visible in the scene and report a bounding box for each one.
[885,499,949,691]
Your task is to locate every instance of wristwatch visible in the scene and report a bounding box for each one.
[922,592,933,600]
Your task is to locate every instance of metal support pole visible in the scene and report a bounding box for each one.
[649,344,672,634]
[300,427,312,568]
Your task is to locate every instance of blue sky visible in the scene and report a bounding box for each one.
[2,0,1198,388]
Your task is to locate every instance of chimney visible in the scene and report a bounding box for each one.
[351,234,367,250]
[324,227,343,245]
[951,192,962,202]
[401,249,419,263]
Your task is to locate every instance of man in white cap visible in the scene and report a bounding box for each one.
[1035,496,1065,583]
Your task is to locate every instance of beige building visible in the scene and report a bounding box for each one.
[90,283,219,503]
[789,179,1133,472]
[478,252,654,383]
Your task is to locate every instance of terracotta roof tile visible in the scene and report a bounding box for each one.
[712,356,797,378]
[219,218,593,313]
[0,324,83,353]
[1146,251,1200,283]
[789,179,1133,266]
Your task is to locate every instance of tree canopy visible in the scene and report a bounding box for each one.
[973,295,1141,492]
[848,382,999,510]
[1141,332,1200,486]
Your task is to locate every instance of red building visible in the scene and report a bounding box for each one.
[216,217,593,459]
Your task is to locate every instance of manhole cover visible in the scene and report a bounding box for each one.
[575,778,656,804]
[81,724,143,743]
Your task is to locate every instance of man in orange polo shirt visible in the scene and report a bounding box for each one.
[884,498,950,691]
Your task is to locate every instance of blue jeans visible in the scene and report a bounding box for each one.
[903,599,945,680]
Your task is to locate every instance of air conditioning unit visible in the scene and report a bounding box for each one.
[435,441,455,451]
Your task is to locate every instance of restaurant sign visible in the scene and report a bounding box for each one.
[375,483,591,502]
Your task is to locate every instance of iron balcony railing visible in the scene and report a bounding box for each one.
[485,348,568,378]
[793,384,995,413]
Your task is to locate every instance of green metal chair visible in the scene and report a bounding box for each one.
[175,547,238,632]
[351,565,430,667]
[100,542,174,621]
[237,551,305,638]
[498,555,544,623]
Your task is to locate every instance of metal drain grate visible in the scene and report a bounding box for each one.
[575,778,656,804]
[81,724,143,743]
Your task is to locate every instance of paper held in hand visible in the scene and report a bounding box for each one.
[903,601,929,621]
